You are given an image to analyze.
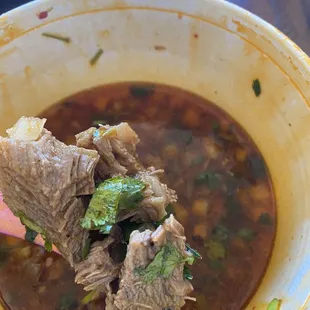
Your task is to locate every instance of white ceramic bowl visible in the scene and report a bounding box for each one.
[0,0,310,309]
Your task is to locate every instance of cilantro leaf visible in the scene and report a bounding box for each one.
[186,243,202,260]
[25,227,38,243]
[81,290,99,305]
[44,239,53,252]
[80,177,146,234]
[237,228,256,241]
[135,243,192,284]
[183,265,193,281]
[130,84,155,98]
[16,211,52,252]
[82,238,91,260]
[205,240,226,260]
[267,298,282,310]
[258,213,273,225]
[154,204,174,227]
[252,79,261,97]
[196,171,222,190]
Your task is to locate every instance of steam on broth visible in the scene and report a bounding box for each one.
[0,83,276,310]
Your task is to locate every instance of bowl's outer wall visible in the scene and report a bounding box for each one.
[0,0,310,309]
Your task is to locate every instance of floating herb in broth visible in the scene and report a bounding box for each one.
[0,83,276,310]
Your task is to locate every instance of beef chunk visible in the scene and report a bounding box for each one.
[0,118,99,266]
[107,215,193,310]
[75,237,122,291]
[76,123,141,177]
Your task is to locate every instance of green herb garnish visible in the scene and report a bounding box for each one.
[196,171,222,190]
[81,290,99,305]
[237,228,256,241]
[90,48,104,66]
[252,78,261,97]
[92,119,108,126]
[129,84,155,98]
[258,213,273,226]
[183,265,193,281]
[16,211,52,252]
[80,177,146,234]
[186,243,202,260]
[120,221,144,243]
[267,298,282,310]
[154,204,174,227]
[249,155,266,179]
[25,227,38,243]
[134,243,194,284]
[205,240,226,260]
[212,225,229,241]
[44,240,53,252]
[41,32,71,43]
[58,292,77,310]
[82,238,91,260]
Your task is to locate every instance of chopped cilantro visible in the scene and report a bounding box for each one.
[80,177,146,234]
[81,290,99,305]
[44,240,53,253]
[196,171,222,190]
[92,119,108,126]
[134,243,194,284]
[130,84,155,98]
[212,225,229,241]
[252,79,261,97]
[25,227,38,243]
[186,244,202,260]
[154,204,175,226]
[16,211,52,252]
[205,240,226,260]
[267,298,282,310]
[237,228,256,241]
[41,32,71,44]
[89,48,104,66]
[82,238,91,260]
[58,292,77,310]
[258,213,273,226]
[120,221,144,243]
[183,265,193,281]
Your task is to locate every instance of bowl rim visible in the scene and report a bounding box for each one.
[1,0,309,105]
[0,0,310,309]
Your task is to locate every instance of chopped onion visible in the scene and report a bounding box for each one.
[6,117,46,141]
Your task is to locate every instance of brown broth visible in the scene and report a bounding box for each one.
[0,83,276,310]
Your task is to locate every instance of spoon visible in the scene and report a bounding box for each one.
[0,193,59,253]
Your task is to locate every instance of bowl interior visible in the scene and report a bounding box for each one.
[0,0,310,308]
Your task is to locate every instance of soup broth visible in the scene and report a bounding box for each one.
[0,83,276,310]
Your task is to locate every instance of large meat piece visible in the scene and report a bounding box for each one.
[76,123,141,177]
[75,237,122,291]
[107,215,193,310]
[0,117,99,266]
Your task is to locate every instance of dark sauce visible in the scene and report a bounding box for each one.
[0,83,276,310]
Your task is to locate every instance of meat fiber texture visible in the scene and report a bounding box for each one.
[106,215,193,310]
[76,124,177,223]
[76,123,142,177]
[0,118,186,307]
[0,124,99,266]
